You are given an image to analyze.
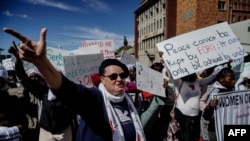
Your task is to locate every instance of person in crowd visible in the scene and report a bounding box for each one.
[237,75,249,90]
[202,67,235,141]
[125,64,144,114]
[150,62,164,73]
[140,62,169,141]
[171,64,224,141]
[0,65,28,141]
[8,43,76,141]
[198,61,233,141]
[90,73,101,87]
[126,64,136,83]
[4,27,146,141]
[6,70,18,88]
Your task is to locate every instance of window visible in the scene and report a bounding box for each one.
[156,7,159,13]
[232,15,235,22]
[218,1,226,10]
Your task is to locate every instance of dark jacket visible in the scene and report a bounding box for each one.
[0,89,28,131]
[52,75,112,141]
[15,62,74,134]
[203,81,234,132]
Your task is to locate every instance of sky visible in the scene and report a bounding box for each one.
[0,0,141,55]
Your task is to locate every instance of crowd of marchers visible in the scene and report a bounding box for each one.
[1,27,250,141]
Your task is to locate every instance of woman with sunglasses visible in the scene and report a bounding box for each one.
[3,27,146,141]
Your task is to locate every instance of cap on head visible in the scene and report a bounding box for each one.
[99,59,129,77]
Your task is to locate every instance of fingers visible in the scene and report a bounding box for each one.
[12,41,18,51]
[39,28,47,46]
[18,42,35,55]
[11,41,21,58]
[209,99,218,107]
[3,27,31,44]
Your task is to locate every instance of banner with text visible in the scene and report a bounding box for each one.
[63,53,104,87]
[3,47,73,73]
[46,47,73,74]
[71,45,101,55]
[81,39,115,59]
[120,51,137,65]
[136,62,165,97]
[235,62,250,90]
[157,22,247,79]
[2,58,15,70]
[213,90,250,141]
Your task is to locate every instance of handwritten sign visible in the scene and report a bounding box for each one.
[63,53,104,87]
[71,45,101,55]
[157,22,247,79]
[120,51,137,65]
[213,90,250,141]
[2,58,15,70]
[235,62,250,90]
[231,57,244,72]
[46,47,74,73]
[5,47,73,73]
[136,62,165,97]
[81,39,115,59]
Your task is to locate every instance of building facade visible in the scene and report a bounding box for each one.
[134,0,250,66]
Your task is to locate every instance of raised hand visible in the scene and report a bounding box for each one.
[3,27,47,65]
[3,27,62,89]
[8,41,20,59]
[206,99,218,110]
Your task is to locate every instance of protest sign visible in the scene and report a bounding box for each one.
[213,90,250,141]
[157,22,247,79]
[2,58,15,70]
[63,53,104,87]
[4,47,73,73]
[81,39,115,59]
[71,45,101,55]
[136,62,165,97]
[120,51,137,65]
[230,57,244,82]
[46,47,73,73]
[230,57,244,73]
[235,62,250,90]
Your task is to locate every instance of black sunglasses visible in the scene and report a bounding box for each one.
[103,72,127,80]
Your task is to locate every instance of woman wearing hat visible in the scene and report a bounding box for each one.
[4,27,146,141]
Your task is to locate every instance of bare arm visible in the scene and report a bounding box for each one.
[3,27,62,89]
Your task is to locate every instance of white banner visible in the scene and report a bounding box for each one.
[136,62,165,97]
[63,53,104,87]
[81,39,115,59]
[2,58,15,70]
[213,90,250,141]
[157,22,247,80]
[120,51,137,65]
